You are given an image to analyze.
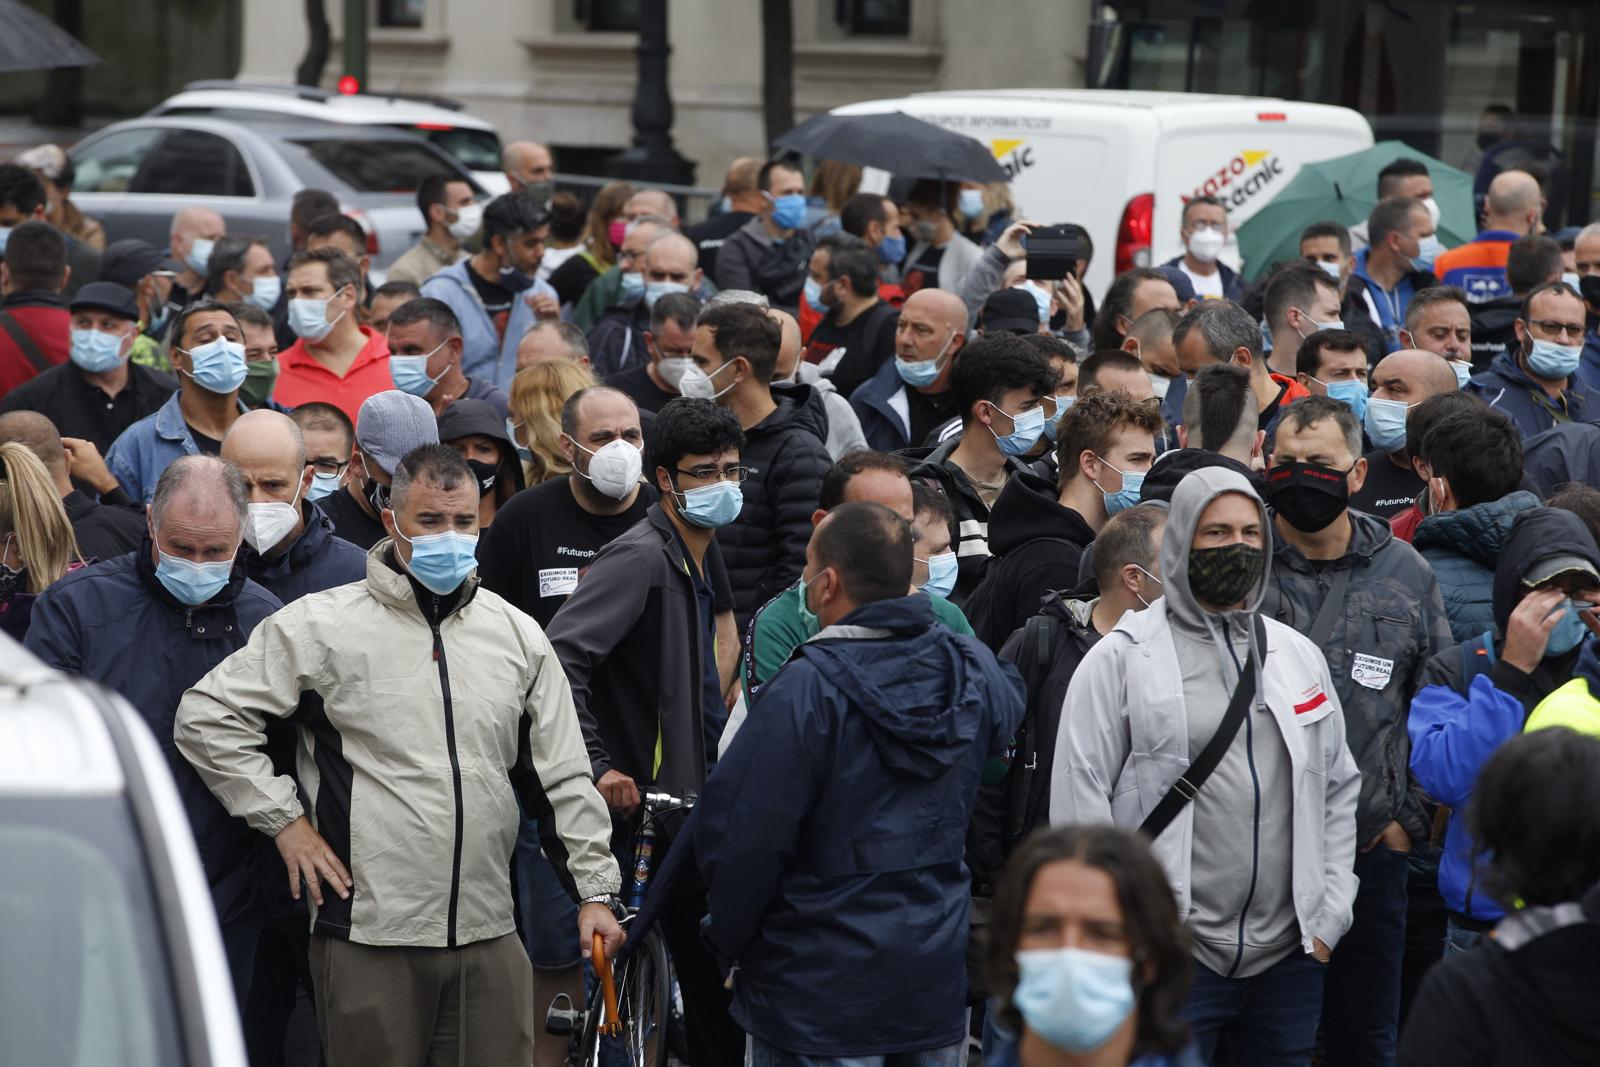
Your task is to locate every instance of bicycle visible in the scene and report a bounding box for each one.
[546,791,695,1067]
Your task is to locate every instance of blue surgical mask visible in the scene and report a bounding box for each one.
[1315,259,1342,283]
[1013,947,1136,1054]
[1042,394,1075,443]
[288,287,348,344]
[154,543,235,606]
[1364,395,1411,453]
[306,470,343,502]
[1320,377,1369,422]
[675,479,744,529]
[394,526,479,596]
[1526,337,1583,380]
[645,280,689,309]
[989,403,1045,457]
[958,188,986,218]
[797,574,819,635]
[894,332,957,389]
[146,300,171,337]
[619,271,645,301]
[185,236,215,277]
[388,340,447,397]
[1017,283,1051,323]
[1450,359,1473,389]
[178,336,249,395]
[69,327,127,373]
[1546,598,1590,656]
[767,192,807,231]
[803,275,824,308]
[245,274,282,311]
[919,551,958,599]
[0,227,10,256]
[1409,235,1444,273]
[1094,454,1144,515]
[506,418,534,464]
[877,233,906,266]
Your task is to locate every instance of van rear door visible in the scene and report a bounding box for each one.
[1153,102,1373,269]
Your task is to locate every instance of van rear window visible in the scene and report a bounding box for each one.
[294,138,460,193]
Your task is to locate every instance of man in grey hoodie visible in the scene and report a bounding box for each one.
[1052,465,1360,1065]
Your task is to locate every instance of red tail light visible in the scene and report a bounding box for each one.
[1115,193,1153,275]
[344,208,380,256]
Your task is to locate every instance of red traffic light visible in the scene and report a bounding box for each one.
[337,75,360,95]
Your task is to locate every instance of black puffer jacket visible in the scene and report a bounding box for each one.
[719,383,831,628]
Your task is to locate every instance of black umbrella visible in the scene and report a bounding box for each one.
[773,111,1008,184]
[0,0,100,73]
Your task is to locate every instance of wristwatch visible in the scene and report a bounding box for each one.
[581,893,627,919]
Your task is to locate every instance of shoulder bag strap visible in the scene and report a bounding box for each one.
[0,310,52,374]
[1305,564,1354,650]
[1139,615,1270,841]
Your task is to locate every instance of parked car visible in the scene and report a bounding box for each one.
[0,631,247,1066]
[149,80,508,194]
[66,115,485,273]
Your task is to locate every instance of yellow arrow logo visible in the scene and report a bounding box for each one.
[991,138,1026,160]
[1242,149,1270,166]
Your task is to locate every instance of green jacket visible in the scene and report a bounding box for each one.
[742,580,973,702]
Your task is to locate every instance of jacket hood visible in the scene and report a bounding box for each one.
[1415,490,1541,566]
[1036,589,1098,632]
[1161,466,1272,632]
[800,594,989,779]
[1140,447,1261,505]
[1492,507,1600,635]
[987,468,1095,556]
[762,382,831,443]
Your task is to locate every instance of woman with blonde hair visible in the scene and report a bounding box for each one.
[549,180,636,309]
[508,359,598,484]
[0,441,84,640]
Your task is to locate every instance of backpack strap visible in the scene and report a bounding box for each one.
[0,310,52,374]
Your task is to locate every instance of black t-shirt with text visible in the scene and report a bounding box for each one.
[1350,448,1423,520]
[901,244,944,296]
[805,302,897,401]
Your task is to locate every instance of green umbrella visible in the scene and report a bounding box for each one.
[1235,140,1476,282]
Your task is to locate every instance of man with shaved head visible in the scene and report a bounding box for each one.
[0,408,144,559]
[685,157,764,279]
[26,452,282,1002]
[1350,347,1460,519]
[625,188,680,231]
[168,205,226,306]
[501,140,554,203]
[1433,169,1545,304]
[851,286,968,452]
[587,231,701,377]
[221,408,366,603]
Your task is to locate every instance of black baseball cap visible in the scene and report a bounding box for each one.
[69,281,140,321]
[101,238,180,289]
[981,288,1043,335]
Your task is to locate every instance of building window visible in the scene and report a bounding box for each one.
[377,0,425,28]
[574,0,640,32]
[835,0,910,36]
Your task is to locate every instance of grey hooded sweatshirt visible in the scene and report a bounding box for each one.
[1052,465,1361,975]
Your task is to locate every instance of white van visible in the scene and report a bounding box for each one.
[834,90,1373,300]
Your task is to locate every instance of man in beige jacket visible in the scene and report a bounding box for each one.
[177,443,622,1065]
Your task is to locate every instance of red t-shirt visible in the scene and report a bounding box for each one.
[273,325,392,425]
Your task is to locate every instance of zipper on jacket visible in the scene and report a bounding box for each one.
[1226,638,1263,979]
[430,606,466,949]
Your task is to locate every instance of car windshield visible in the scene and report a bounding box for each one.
[401,125,502,172]
[0,796,185,1065]
[293,137,463,193]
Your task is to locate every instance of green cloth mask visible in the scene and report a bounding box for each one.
[240,358,280,409]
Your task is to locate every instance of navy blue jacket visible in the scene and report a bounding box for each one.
[1413,491,1541,643]
[695,594,1025,1057]
[241,500,367,605]
[1161,254,1244,301]
[849,358,914,453]
[1575,329,1600,397]
[25,546,282,922]
[1466,349,1588,439]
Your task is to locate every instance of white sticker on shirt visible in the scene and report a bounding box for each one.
[539,567,579,598]
[1351,653,1395,691]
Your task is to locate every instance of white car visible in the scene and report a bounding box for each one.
[0,633,247,1067]
[150,80,509,195]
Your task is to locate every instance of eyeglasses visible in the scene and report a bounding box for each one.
[676,464,749,483]
[310,459,351,477]
[1528,319,1586,341]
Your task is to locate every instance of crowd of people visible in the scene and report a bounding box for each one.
[4,134,1600,1067]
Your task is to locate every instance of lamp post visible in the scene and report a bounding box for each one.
[607,0,695,186]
